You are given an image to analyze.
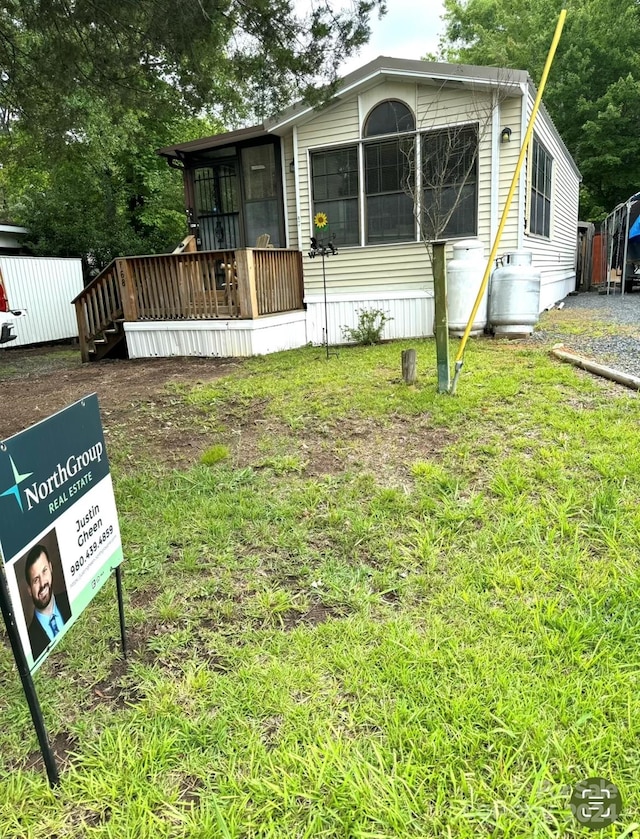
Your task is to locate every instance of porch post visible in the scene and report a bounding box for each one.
[74,298,90,363]
[236,249,259,319]
[116,259,138,321]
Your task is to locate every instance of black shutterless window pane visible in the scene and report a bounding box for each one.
[364,100,415,136]
[422,125,478,239]
[311,147,359,246]
[365,139,415,243]
[367,193,415,243]
[530,136,552,237]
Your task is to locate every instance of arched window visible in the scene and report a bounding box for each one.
[364,101,415,244]
[364,101,415,137]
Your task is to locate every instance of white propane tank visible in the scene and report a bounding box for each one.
[489,251,541,337]
[446,239,487,337]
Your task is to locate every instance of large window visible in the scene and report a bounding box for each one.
[310,101,480,248]
[311,146,359,246]
[241,144,281,247]
[422,125,478,240]
[529,136,552,238]
[364,101,415,244]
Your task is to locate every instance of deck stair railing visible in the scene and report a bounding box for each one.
[72,261,124,362]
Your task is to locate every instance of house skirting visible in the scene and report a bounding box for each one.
[123,291,437,359]
[539,271,576,311]
[124,311,308,358]
[122,275,575,360]
[305,290,435,346]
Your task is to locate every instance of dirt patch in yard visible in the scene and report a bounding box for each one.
[227,412,453,487]
[0,345,239,468]
[0,345,452,480]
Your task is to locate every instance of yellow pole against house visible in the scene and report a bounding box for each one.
[450,8,567,395]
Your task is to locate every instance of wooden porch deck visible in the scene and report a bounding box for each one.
[73,237,304,361]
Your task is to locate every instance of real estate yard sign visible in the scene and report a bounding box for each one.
[0,394,123,674]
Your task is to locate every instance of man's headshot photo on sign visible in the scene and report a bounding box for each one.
[16,528,71,661]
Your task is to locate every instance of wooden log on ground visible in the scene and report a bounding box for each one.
[551,344,640,391]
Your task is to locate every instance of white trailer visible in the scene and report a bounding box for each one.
[0,256,83,348]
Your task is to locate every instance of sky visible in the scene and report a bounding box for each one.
[338,0,447,76]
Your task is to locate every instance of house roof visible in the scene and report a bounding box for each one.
[157,124,269,161]
[157,57,529,161]
[266,56,529,133]
[157,56,579,179]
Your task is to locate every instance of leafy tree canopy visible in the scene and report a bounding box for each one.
[1,0,386,134]
[439,0,640,219]
[0,1,386,272]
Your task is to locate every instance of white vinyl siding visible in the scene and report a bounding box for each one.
[281,133,298,248]
[496,96,523,253]
[299,83,501,295]
[289,75,578,304]
[302,241,432,296]
[523,90,580,308]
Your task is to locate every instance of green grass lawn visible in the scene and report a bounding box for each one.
[1,318,640,837]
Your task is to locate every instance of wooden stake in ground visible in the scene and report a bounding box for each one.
[402,349,417,384]
[432,242,450,393]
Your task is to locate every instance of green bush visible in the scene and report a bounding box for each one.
[341,308,392,345]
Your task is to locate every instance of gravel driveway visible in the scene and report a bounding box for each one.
[535,290,640,379]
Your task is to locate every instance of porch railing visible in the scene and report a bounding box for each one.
[73,262,123,361]
[73,242,305,361]
[253,248,304,315]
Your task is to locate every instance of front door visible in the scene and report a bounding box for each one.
[194,162,241,250]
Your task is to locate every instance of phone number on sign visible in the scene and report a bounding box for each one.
[70,524,114,577]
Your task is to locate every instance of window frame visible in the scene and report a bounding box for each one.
[308,112,481,249]
[363,134,416,245]
[421,123,479,241]
[309,144,361,247]
[528,135,553,239]
[363,99,416,138]
[362,100,416,244]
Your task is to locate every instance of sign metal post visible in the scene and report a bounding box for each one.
[0,394,125,786]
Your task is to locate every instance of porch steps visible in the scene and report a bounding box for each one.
[89,322,126,361]
[72,260,125,362]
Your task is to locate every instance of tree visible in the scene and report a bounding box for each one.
[439,0,640,218]
[0,1,387,133]
[0,1,387,271]
[399,76,513,262]
[0,102,221,274]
